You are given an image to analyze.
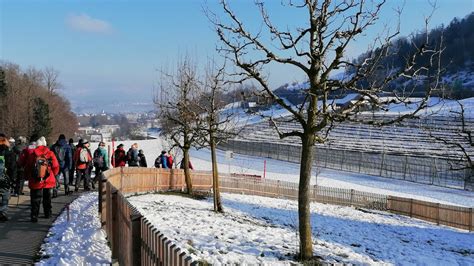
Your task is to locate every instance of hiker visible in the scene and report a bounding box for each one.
[167,152,174,169]
[112,144,127,167]
[0,135,17,222]
[179,158,194,170]
[12,136,27,196]
[51,134,73,196]
[68,138,76,186]
[73,139,92,192]
[156,151,168,169]
[127,143,139,167]
[138,149,147,167]
[19,136,59,223]
[92,142,109,189]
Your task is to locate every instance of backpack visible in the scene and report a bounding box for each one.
[33,153,50,181]
[54,145,66,163]
[93,149,104,168]
[128,149,138,163]
[79,148,89,163]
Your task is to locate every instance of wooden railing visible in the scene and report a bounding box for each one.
[100,167,473,265]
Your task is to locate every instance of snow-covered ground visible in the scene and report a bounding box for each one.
[36,192,111,265]
[128,192,474,265]
[37,138,473,265]
[98,139,474,207]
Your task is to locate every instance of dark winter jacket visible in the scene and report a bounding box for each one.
[127,147,139,167]
[13,142,27,175]
[138,153,147,167]
[51,139,73,170]
[180,159,194,170]
[154,156,161,168]
[0,137,16,190]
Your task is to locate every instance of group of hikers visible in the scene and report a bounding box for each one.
[0,133,194,223]
[0,133,112,222]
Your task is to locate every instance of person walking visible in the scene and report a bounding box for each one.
[0,135,17,222]
[127,143,139,167]
[157,151,169,169]
[179,158,194,170]
[138,149,147,167]
[68,138,76,186]
[92,142,109,189]
[12,136,27,196]
[51,134,73,196]
[113,144,127,167]
[73,140,92,192]
[19,136,59,223]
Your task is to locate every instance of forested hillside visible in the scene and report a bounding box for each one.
[349,12,474,98]
[275,12,474,103]
[0,61,78,142]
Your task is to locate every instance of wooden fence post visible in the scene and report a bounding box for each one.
[111,190,119,259]
[131,214,142,266]
[470,208,473,232]
[409,198,413,218]
[436,203,440,225]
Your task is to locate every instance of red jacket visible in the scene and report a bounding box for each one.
[19,146,59,190]
[113,148,127,167]
[74,147,92,170]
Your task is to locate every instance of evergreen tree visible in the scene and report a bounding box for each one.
[31,97,52,140]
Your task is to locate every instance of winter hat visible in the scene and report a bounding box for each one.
[118,144,124,148]
[9,137,15,143]
[83,139,89,145]
[69,138,74,144]
[36,136,47,147]
[18,136,27,144]
[58,134,66,140]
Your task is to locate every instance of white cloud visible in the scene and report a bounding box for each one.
[66,13,113,34]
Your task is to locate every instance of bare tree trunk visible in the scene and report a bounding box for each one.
[210,132,223,212]
[183,146,193,194]
[298,133,314,260]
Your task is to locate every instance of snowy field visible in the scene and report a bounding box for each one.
[98,139,474,207]
[128,192,474,265]
[36,193,111,265]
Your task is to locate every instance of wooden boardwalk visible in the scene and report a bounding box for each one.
[0,188,78,264]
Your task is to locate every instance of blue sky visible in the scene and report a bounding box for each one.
[1,0,473,111]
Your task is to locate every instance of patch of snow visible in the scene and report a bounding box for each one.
[36,192,112,265]
[128,193,474,265]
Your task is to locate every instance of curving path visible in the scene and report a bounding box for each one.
[0,188,78,264]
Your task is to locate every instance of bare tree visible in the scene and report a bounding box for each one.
[209,0,442,260]
[195,61,238,212]
[155,57,201,194]
[430,100,474,190]
[42,67,61,95]
[0,62,77,141]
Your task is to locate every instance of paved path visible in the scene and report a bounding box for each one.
[0,188,79,264]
